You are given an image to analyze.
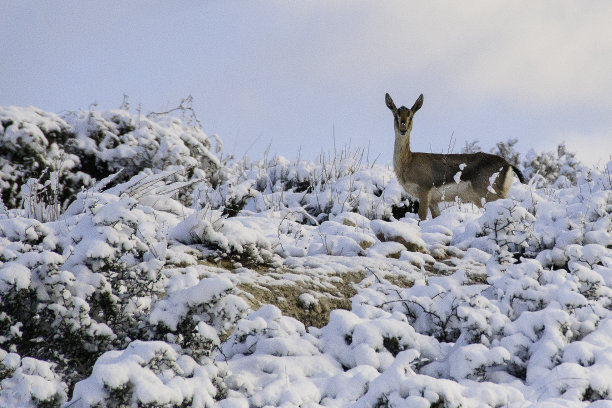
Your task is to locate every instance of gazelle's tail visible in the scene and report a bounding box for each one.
[511,165,526,184]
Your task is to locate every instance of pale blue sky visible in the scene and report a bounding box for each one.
[2,1,611,166]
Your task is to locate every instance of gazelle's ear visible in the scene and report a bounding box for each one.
[412,94,424,112]
[385,93,396,111]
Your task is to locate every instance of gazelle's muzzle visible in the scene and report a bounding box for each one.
[399,122,408,135]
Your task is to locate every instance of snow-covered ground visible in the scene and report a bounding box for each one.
[0,106,611,407]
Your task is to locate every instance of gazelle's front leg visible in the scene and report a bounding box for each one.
[417,189,431,220]
[426,188,440,218]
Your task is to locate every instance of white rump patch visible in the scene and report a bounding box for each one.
[500,166,514,196]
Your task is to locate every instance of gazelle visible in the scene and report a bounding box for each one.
[385,93,525,220]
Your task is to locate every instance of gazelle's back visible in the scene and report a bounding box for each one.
[401,152,507,188]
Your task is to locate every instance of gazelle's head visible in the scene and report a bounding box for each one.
[385,93,424,136]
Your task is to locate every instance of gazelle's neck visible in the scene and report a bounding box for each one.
[393,127,412,174]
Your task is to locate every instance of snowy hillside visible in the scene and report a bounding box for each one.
[1,105,611,407]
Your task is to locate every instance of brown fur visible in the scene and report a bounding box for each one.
[386,93,525,220]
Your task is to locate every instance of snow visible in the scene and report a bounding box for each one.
[71,341,219,407]
[1,105,612,407]
[149,276,241,331]
[454,163,467,184]
[0,262,31,291]
[0,351,66,407]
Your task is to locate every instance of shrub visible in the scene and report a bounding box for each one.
[0,104,220,216]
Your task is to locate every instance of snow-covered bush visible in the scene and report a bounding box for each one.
[0,215,117,389]
[454,198,540,263]
[522,142,584,188]
[170,207,283,267]
[193,149,418,224]
[69,341,226,407]
[0,104,220,217]
[491,138,521,167]
[0,171,204,391]
[64,107,219,191]
[320,307,443,372]
[0,107,79,212]
[0,349,67,408]
[150,276,249,360]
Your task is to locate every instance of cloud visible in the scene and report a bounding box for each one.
[454,2,612,105]
[260,1,612,108]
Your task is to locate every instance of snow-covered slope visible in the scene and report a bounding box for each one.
[0,106,611,407]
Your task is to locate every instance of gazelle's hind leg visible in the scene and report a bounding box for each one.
[473,165,513,206]
[429,202,441,218]
[463,188,485,209]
